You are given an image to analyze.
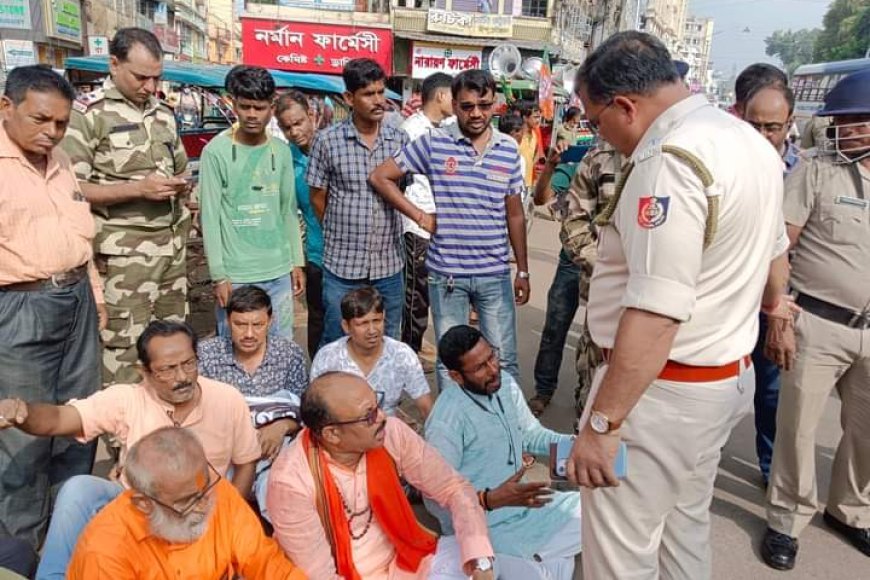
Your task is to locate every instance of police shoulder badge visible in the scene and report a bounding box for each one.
[637,196,670,229]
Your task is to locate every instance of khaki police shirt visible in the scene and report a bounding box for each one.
[587,95,789,365]
[784,153,870,312]
[62,78,189,257]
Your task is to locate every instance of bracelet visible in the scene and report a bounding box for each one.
[482,488,492,511]
[415,211,425,224]
[477,490,486,509]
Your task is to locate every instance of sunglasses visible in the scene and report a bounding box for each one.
[325,391,385,427]
[142,462,221,518]
[458,101,495,113]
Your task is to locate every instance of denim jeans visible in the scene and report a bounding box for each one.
[428,271,519,388]
[534,250,582,398]
[321,268,403,346]
[36,475,123,579]
[215,274,295,341]
[751,312,781,482]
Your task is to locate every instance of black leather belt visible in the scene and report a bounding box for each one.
[0,264,88,292]
[795,292,870,330]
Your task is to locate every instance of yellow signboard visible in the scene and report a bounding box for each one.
[426,8,513,38]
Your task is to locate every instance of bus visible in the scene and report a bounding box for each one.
[791,57,870,128]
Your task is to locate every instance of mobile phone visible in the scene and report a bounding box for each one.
[559,145,591,164]
[549,438,628,481]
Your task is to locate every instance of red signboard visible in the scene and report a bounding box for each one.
[241,18,393,75]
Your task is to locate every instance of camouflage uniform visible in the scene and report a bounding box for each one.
[62,78,190,385]
[559,143,623,413]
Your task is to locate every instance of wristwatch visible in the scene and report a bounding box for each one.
[516,271,530,280]
[473,557,493,572]
[589,410,622,434]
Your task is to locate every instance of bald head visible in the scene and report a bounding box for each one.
[125,427,206,496]
[301,372,372,434]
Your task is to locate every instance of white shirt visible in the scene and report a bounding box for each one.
[399,112,455,238]
[309,336,430,416]
[587,95,789,365]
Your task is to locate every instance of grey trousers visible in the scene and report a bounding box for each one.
[0,277,100,549]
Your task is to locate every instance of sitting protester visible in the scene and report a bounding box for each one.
[0,320,260,579]
[425,325,582,579]
[267,372,496,579]
[311,286,433,421]
[68,427,304,579]
[198,285,308,518]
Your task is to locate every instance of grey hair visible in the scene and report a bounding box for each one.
[125,427,206,495]
[575,31,679,104]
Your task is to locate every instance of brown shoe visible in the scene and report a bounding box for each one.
[527,394,552,417]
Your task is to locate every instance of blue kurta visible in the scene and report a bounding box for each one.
[424,371,581,558]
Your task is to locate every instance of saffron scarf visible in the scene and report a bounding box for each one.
[301,429,437,579]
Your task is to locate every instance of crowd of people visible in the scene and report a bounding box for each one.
[0,23,868,580]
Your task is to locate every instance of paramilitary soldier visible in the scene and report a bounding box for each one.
[762,67,870,571]
[62,28,191,385]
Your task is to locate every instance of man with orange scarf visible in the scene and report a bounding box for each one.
[268,372,495,579]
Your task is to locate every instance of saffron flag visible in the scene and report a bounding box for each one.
[538,48,554,121]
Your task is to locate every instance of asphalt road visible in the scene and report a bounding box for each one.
[519,216,864,580]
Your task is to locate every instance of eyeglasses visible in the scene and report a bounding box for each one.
[469,348,500,375]
[325,391,385,427]
[458,101,495,113]
[587,100,615,134]
[150,357,198,381]
[143,462,221,518]
[747,120,789,134]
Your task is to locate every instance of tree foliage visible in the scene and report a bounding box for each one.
[764,29,820,74]
[814,0,870,61]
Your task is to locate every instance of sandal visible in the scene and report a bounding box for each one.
[527,394,552,417]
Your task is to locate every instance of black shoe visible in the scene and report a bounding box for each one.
[823,510,870,556]
[761,528,798,570]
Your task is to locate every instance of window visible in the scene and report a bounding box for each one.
[522,0,547,18]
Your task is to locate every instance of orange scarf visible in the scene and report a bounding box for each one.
[301,429,437,580]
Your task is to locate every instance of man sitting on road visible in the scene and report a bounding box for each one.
[0,320,260,579]
[311,286,433,424]
[198,285,309,519]
[425,325,582,579]
[268,372,495,579]
[68,427,305,579]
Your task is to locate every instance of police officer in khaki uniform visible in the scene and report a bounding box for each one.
[762,68,870,570]
[565,32,791,579]
[62,28,190,385]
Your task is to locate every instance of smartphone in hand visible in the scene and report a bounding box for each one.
[549,438,628,480]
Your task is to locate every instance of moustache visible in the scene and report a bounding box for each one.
[172,381,193,392]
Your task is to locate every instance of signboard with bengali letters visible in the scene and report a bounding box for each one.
[426,8,512,38]
[43,0,83,44]
[411,42,482,80]
[241,18,393,75]
[2,40,37,69]
[0,0,31,30]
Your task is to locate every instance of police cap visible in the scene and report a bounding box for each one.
[817,67,870,117]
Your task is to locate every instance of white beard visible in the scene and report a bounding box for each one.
[149,502,212,544]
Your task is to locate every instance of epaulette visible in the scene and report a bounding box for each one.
[73,88,105,114]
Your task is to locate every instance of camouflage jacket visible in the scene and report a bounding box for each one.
[62,78,189,257]
[559,143,623,278]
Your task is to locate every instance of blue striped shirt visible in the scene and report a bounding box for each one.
[394,123,524,276]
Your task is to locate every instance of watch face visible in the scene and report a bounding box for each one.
[475,558,493,571]
[590,412,609,434]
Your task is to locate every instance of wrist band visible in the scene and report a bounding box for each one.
[483,488,492,511]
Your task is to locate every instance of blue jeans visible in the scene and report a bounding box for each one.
[533,250,582,398]
[429,271,519,387]
[321,268,403,346]
[752,312,781,482]
[36,475,123,579]
[215,274,295,341]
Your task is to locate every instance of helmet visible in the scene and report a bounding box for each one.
[817,67,870,163]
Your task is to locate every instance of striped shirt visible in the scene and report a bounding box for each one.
[395,123,524,276]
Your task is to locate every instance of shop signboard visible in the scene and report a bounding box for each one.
[411,42,482,80]
[242,18,393,75]
[0,0,30,30]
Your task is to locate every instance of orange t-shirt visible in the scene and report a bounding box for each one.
[68,479,306,580]
[69,377,261,478]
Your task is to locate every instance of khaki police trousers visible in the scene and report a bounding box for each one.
[767,310,870,536]
[580,361,754,580]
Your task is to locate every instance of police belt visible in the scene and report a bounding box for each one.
[0,264,88,292]
[795,292,870,330]
[601,348,750,383]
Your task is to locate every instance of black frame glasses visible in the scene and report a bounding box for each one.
[143,462,221,518]
[587,100,615,134]
[150,357,198,381]
[325,391,385,428]
[458,101,495,113]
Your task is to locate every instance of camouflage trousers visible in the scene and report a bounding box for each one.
[99,246,188,385]
[574,322,603,416]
